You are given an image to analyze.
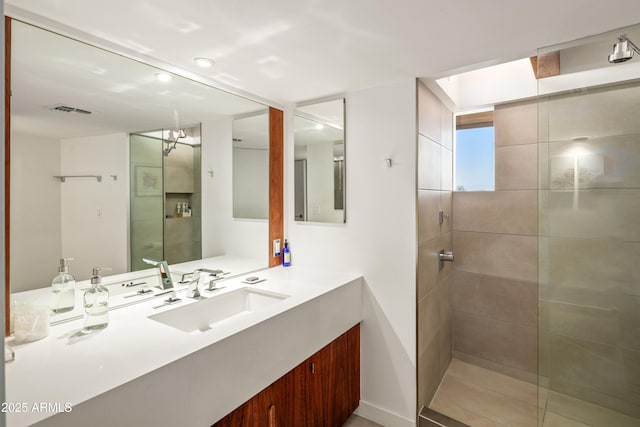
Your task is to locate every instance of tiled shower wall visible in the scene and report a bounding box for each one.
[417,82,454,407]
[164,140,202,264]
[451,100,538,383]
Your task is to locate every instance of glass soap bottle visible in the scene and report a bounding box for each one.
[83,267,110,332]
[51,257,76,313]
[283,239,291,267]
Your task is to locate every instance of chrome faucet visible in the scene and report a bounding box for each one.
[185,269,220,299]
[181,268,223,282]
[184,268,227,298]
[185,275,202,299]
[142,258,174,290]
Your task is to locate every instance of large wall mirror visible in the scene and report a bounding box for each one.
[294,99,345,223]
[8,19,276,321]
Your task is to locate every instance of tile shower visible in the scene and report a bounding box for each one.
[417,81,454,407]
[129,128,202,271]
[418,71,640,426]
[452,100,538,384]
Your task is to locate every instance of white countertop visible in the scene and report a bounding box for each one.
[6,262,363,427]
[11,255,267,325]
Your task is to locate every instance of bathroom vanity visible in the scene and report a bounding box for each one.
[213,324,360,427]
[5,262,363,427]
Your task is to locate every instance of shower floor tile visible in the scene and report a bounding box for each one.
[430,359,537,427]
[430,359,640,427]
[544,390,640,427]
[540,412,589,427]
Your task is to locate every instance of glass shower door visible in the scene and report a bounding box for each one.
[538,74,640,426]
[129,133,164,271]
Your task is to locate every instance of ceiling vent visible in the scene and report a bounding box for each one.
[48,104,93,115]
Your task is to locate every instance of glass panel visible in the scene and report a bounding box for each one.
[538,25,640,426]
[129,134,164,272]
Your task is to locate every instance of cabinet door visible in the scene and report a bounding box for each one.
[300,354,326,427]
[302,324,360,427]
[212,377,294,427]
[212,324,360,427]
[268,367,296,427]
[212,400,252,427]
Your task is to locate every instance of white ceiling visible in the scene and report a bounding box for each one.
[435,24,640,111]
[7,0,640,105]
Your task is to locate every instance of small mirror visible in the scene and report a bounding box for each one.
[294,99,345,223]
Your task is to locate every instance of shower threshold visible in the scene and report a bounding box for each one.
[419,407,470,427]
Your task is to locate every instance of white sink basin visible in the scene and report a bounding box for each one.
[148,287,289,333]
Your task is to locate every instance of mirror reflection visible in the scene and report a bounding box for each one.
[294,99,345,223]
[129,126,202,272]
[9,21,270,319]
[232,112,269,220]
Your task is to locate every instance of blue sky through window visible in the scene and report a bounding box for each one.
[455,126,494,191]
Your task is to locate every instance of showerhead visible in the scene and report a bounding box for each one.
[608,35,640,64]
[163,128,187,156]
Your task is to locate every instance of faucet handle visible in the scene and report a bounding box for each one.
[191,285,202,299]
[206,277,220,291]
[165,291,180,303]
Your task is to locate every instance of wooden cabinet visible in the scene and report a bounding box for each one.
[213,324,360,427]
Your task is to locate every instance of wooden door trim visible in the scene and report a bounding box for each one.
[5,16,11,336]
[269,107,284,267]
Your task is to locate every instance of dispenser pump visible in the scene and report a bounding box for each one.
[90,267,111,285]
[83,267,111,332]
[58,257,74,273]
[51,257,76,314]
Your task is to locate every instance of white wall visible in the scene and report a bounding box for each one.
[10,133,61,292]
[202,119,268,264]
[286,80,418,426]
[306,142,343,223]
[60,133,128,281]
[435,58,537,111]
[232,147,269,220]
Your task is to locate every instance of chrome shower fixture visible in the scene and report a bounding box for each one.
[608,35,640,63]
[163,128,187,156]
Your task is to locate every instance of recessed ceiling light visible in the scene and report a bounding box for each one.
[315,124,324,130]
[194,57,215,68]
[155,72,173,82]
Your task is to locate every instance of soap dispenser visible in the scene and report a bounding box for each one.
[51,257,76,313]
[283,239,291,267]
[83,267,110,332]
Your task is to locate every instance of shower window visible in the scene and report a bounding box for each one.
[454,111,495,191]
